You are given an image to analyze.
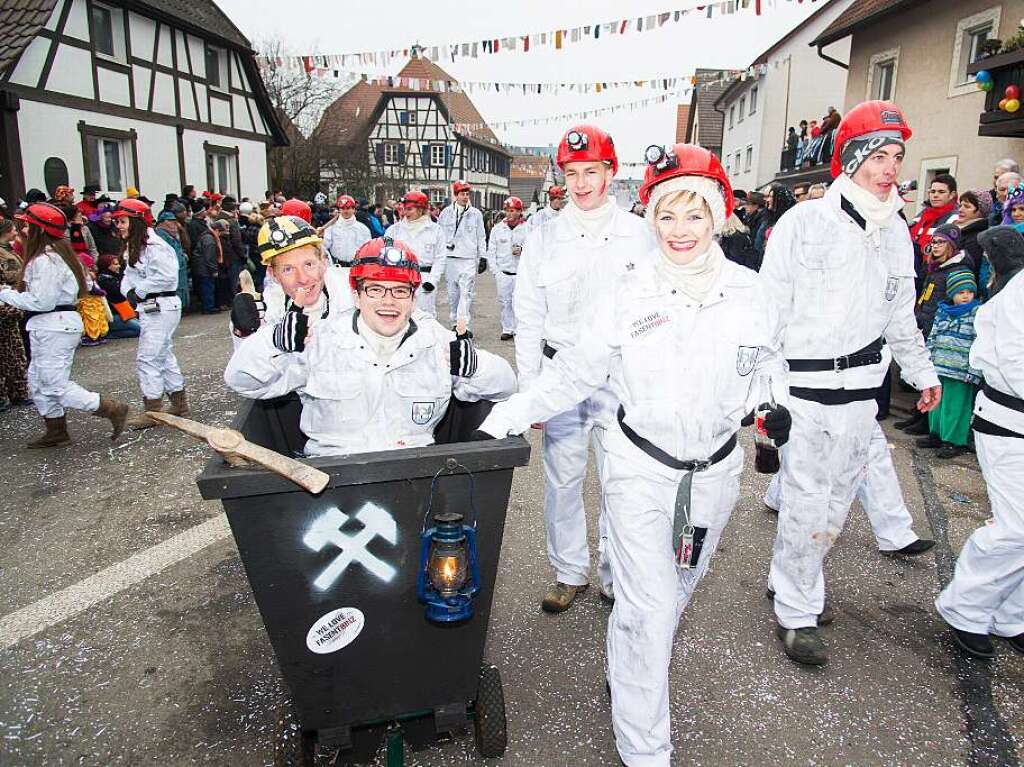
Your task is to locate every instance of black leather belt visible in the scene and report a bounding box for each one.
[420,265,431,273]
[787,337,885,372]
[973,415,1024,439]
[983,383,1024,413]
[502,270,516,276]
[148,291,178,299]
[26,303,77,319]
[617,405,737,471]
[542,342,558,359]
[789,387,878,405]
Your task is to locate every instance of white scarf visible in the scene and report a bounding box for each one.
[357,314,406,363]
[336,215,357,228]
[564,196,615,238]
[403,214,430,235]
[832,173,904,245]
[656,240,725,304]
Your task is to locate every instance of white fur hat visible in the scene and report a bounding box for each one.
[644,175,727,234]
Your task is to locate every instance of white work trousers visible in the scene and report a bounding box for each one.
[603,429,742,767]
[936,431,1024,637]
[445,258,477,326]
[764,422,919,551]
[495,271,516,335]
[769,397,877,629]
[136,302,184,399]
[542,396,612,591]
[415,283,438,318]
[28,329,100,418]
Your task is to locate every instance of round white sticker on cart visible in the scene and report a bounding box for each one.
[306,608,365,654]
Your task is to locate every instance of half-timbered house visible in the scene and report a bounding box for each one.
[315,55,511,210]
[0,0,287,205]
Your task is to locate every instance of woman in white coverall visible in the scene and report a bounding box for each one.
[0,203,128,447]
[936,225,1024,660]
[113,198,188,428]
[487,196,528,340]
[385,191,446,318]
[478,144,791,767]
[225,237,516,456]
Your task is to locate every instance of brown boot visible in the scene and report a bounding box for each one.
[27,416,71,449]
[94,397,129,440]
[166,389,189,417]
[127,397,165,430]
[541,582,589,613]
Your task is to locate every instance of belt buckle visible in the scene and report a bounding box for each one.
[692,458,711,472]
[834,355,849,373]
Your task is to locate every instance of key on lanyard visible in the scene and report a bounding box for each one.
[673,470,697,568]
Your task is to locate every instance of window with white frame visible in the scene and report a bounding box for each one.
[729,105,735,129]
[738,96,746,122]
[949,7,1001,97]
[91,2,126,63]
[399,110,418,125]
[429,144,446,167]
[205,46,229,91]
[80,123,136,195]
[745,146,753,172]
[205,143,238,196]
[429,188,446,205]
[750,86,758,115]
[383,142,399,164]
[867,48,900,101]
[735,151,742,172]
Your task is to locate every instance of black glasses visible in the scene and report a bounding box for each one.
[360,285,414,299]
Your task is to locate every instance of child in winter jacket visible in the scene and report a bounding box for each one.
[1000,183,1024,234]
[920,269,981,458]
[916,223,973,337]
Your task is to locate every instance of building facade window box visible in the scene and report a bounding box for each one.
[90,1,127,64]
[949,7,1001,97]
[966,47,1024,136]
[78,121,138,195]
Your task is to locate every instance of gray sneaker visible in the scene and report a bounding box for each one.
[766,589,833,626]
[541,582,588,613]
[776,624,829,666]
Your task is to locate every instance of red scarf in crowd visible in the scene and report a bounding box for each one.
[909,201,956,252]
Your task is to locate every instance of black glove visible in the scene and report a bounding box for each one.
[740,410,755,428]
[272,303,309,353]
[469,429,494,441]
[230,293,265,338]
[422,282,435,293]
[477,257,488,275]
[125,289,139,308]
[762,404,792,447]
[450,336,478,377]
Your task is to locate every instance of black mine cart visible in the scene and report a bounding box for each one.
[195,395,530,765]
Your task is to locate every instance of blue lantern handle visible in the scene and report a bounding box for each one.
[421,457,480,533]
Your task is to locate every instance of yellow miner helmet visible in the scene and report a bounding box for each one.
[257,215,323,265]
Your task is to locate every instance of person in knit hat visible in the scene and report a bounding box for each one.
[912,222,973,342]
[1000,182,1024,233]
[478,142,789,767]
[935,224,1024,660]
[957,189,991,295]
[919,268,981,458]
[759,101,939,667]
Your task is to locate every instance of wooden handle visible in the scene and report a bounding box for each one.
[148,412,330,494]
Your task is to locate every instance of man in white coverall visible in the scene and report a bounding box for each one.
[487,196,528,340]
[764,422,936,555]
[760,100,941,666]
[515,124,655,612]
[478,142,791,766]
[322,195,371,267]
[225,237,515,455]
[526,185,566,232]
[936,225,1024,660]
[384,191,446,318]
[437,181,486,328]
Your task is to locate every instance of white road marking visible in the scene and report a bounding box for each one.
[0,514,231,651]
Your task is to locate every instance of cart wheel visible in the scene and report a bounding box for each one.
[473,664,507,758]
[274,703,315,767]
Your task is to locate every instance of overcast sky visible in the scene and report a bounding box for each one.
[217,0,822,176]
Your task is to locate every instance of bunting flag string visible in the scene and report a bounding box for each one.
[455,92,684,132]
[259,0,819,71]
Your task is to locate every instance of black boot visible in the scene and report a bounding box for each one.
[895,412,924,430]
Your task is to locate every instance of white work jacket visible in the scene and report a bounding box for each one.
[0,248,83,332]
[759,184,938,396]
[121,229,180,310]
[514,202,655,395]
[526,205,559,233]
[224,308,517,456]
[384,219,446,286]
[437,204,485,260]
[482,250,786,480]
[323,218,371,266]
[971,271,1024,434]
[487,220,528,274]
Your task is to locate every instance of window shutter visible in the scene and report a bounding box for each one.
[399,111,408,125]
[398,144,406,164]
[421,145,430,169]
[445,145,452,168]
[375,143,384,166]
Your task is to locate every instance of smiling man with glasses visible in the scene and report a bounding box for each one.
[226,236,516,456]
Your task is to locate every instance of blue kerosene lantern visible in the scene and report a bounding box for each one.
[417,511,480,623]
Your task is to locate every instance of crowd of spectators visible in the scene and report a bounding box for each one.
[782,106,843,172]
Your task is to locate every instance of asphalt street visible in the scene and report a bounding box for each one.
[0,274,1021,767]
